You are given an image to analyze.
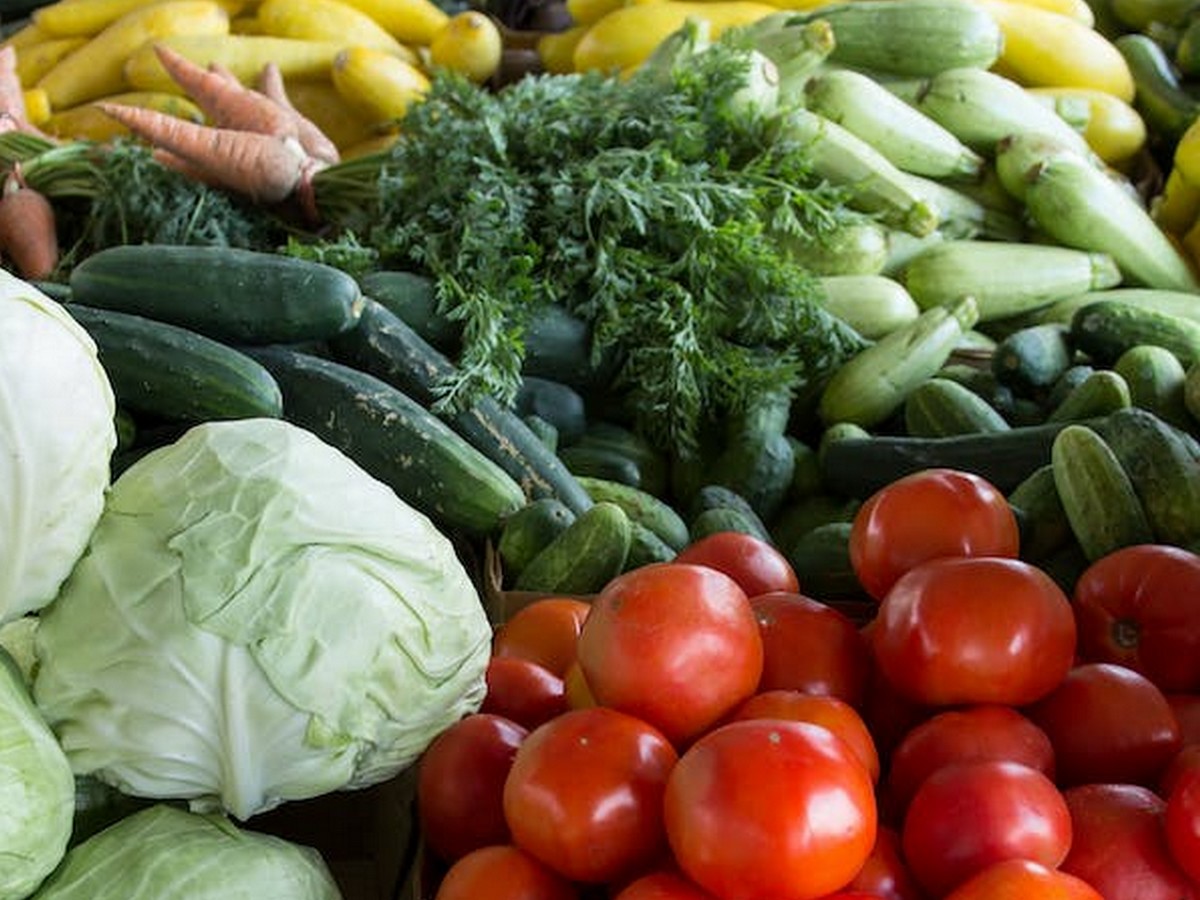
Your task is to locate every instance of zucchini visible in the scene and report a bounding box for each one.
[903,376,1011,437]
[247,345,526,538]
[819,417,1108,498]
[575,475,690,551]
[68,244,364,344]
[1098,406,1200,546]
[64,305,283,423]
[1071,299,1200,367]
[328,298,594,514]
[513,501,633,594]
[1051,423,1155,560]
[816,274,921,339]
[1045,369,1132,422]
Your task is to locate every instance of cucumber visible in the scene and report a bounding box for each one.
[1051,423,1155,561]
[329,298,595,514]
[991,323,1075,394]
[569,422,669,498]
[358,269,459,351]
[558,444,643,488]
[247,345,526,538]
[819,417,1109,498]
[689,506,774,543]
[1045,369,1132,423]
[1045,364,1097,410]
[708,432,797,522]
[625,522,678,569]
[515,377,588,445]
[1186,359,1200,423]
[903,377,1011,437]
[770,493,862,552]
[64,305,283,423]
[497,498,578,581]
[68,244,364,344]
[1033,288,1200,328]
[1115,32,1200,143]
[936,363,1018,419]
[1007,464,1072,561]
[575,475,689,551]
[1071,299,1200,367]
[513,501,632,594]
[787,437,823,501]
[522,414,559,452]
[783,521,867,601]
[687,485,773,540]
[1113,344,1192,430]
[1098,406,1200,547]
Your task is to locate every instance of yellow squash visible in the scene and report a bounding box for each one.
[330,44,430,127]
[14,36,87,85]
[123,33,343,90]
[254,0,417,62]
[33,0,245,38]
[45,90,203,140]
[1027,86,1146,165]
[336,0,451,47]
[428,11,503,83]
[284,79,377,149]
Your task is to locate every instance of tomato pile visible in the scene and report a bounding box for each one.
[416,468,1200,900]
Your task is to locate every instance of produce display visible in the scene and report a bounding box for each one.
[3,0,1200,895]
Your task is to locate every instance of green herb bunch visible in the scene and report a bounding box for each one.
[317,32,868,454]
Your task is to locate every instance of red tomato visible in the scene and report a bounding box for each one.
[858,664,933,769]
[750,591,872,709]
[1027,662,1182,787]
[480,656,568,730]
[502,706,678,884]
[871,556,1076,707]
[1060,783,1198,900]
[611,870,720,899]
[884,704,1055,820]
[728,689,880,784]
[562,659,596,710]
[941,860,1103,900]
[433,844,579,900]
[1161,743,1200,796]
[664,719,877,900]
[1165,763,1200,884]
[674,530,801,598]
[900,760,1072,898]
[848,468,1020,601]
[1168,692,1200,746]
[576,562,763,745]
[1072,543,1200,693]
[416,713,528,863]
[492,597,592,677]
[843,825,925,900]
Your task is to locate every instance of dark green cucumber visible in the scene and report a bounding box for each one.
[575,475,689,551]
[689,506,774,543]
[819,417,1110,498]
[1113,344,1192,430]
[522,415,559,452]
[558,445,643,488]
[1045,369,1132,423]
[991,323,1075,394]
[514,377,588,446]
[1071,299,1200,367]
[329,298,594,514]
[247,345,526,538]
[1007,464,1071,561]
[569,422,669,499]
[687,485,773,540]
[1098,406,1200,546]
[497,498,578,581]
[770,493,862,554]
[357,269,459,351]
[1115,32,1200,143]
[1045,364,1097,410]
[513,501,632,594]
[936,363,1018,419]
[64,305,283,423]
[708,432,796,522]
[903,377,1011,437]
[68,244,364,345]
[787,437,823,501]
[783,521,867,601]
[625,523,678,569]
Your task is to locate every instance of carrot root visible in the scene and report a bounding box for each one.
[0,172,59,280]
[256,61,340,165]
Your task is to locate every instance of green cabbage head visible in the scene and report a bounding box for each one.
[0,648,74,899]
[31,804,341,899]
[34,418,492,820]
[0,271,116,624]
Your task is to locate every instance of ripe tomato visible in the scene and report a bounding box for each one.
[842,825,925,900]
[674,531,800,598]
[1027,662,1182,787]
[416,713,528,863]
[1161,743,1200,796]
[1060,783,1198,900]
[576,562,763,745]
[480,656,568,730]
[900,760,1072,898]
[848,468,1019,601]
[1165,763,1200,884]
[871,556,1076,707]
[941,860,1103,900]
[664,719,877,900]
[433,844,579,900]
[1073,543,1200,693]
[750,591,872,709]
[884,704,1055,820]
[1168,692,1200,746]
[611,870,720,899]
[492,597,592,677]
[502,706,678,884]
[729,689,880,784]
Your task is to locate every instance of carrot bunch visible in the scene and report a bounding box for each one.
[97,43,341,221]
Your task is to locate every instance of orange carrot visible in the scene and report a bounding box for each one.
[0,172,59,280]
[97,101,320,205]
[256,61,339,164]
[0,45,49,138]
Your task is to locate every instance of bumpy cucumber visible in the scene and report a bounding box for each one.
[575,475,689,552]
[903,377,1011,437]
[497,498,578,581]
[1112,344,1192,429]
[514,501,633,594]
[1071,299,1200,366]
[1007,464,1072,561]
[1045,369,1132,423]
